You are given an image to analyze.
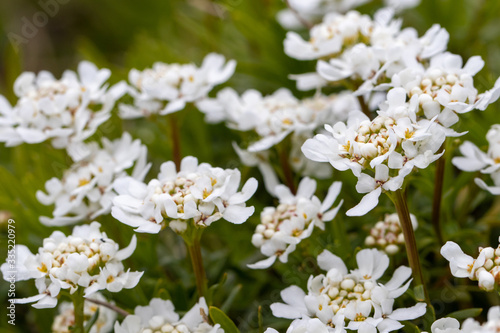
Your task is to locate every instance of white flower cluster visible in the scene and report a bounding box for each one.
[285,9,449,93]
[269,249,426,333]
[302,88,445,216]
[112,156,257,233]
[365,213,418,255]
[37,132,151,226]
[0,61,125,149]
[427,306,500,333]
[198,88,357,193]
[249,178,342,269]
[114,297,223,333]
[52,293,116,333]
[441,238,500,292]
[276,0,420,30]
[452,124,500,195]
[390,52,500,128]
[0,222,142,308]
[119,53,235,118]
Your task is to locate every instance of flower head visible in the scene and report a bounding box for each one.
[249,178,343,269]
[0,61,125,148]
[302,92,445,215]
[112,156,257,233]
[119,53,235,118]
[270,249,426,332]
[0,222,142,308]
[37,132,151,226]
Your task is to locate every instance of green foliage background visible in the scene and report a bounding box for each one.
[0,0,500,332]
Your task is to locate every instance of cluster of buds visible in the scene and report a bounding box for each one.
[365,213,418,254]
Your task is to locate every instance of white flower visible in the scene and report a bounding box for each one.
[284,11,374,61]
[119,53,235,118]
[36,132,151,226]
[114,297,223,333]
[440,238,500,293]
[0,61,126,148]
[52,293,116,333]
[112,156,257,233]
[270,249,425,332]
[286,9,448,93]
[248,178,343,269]
[365,213,418,255]
[390,53,500,128]
[0,222,142,308]
[198,88,352,152]
[302,96,445,215]
[452,125,500,195]
[199,89,355,193]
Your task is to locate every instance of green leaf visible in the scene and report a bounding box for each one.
[447,308,483,320]
[84,308,100,333]
[209,306,240,333]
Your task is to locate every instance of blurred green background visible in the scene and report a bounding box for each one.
[1,0,500,332]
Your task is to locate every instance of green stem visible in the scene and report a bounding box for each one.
[187,237,207,297]
[71,289,85,333]
[389,189,430,305]
[85,297,129,317]
[169,113,182,170]
[431,146,445,245]
[356,95,371,119]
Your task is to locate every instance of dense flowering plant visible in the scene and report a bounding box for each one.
[2,1,500,332]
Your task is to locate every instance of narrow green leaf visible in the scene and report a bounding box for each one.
[84,308,100,333]
[447,308,483,321]
[209,306,240,333]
